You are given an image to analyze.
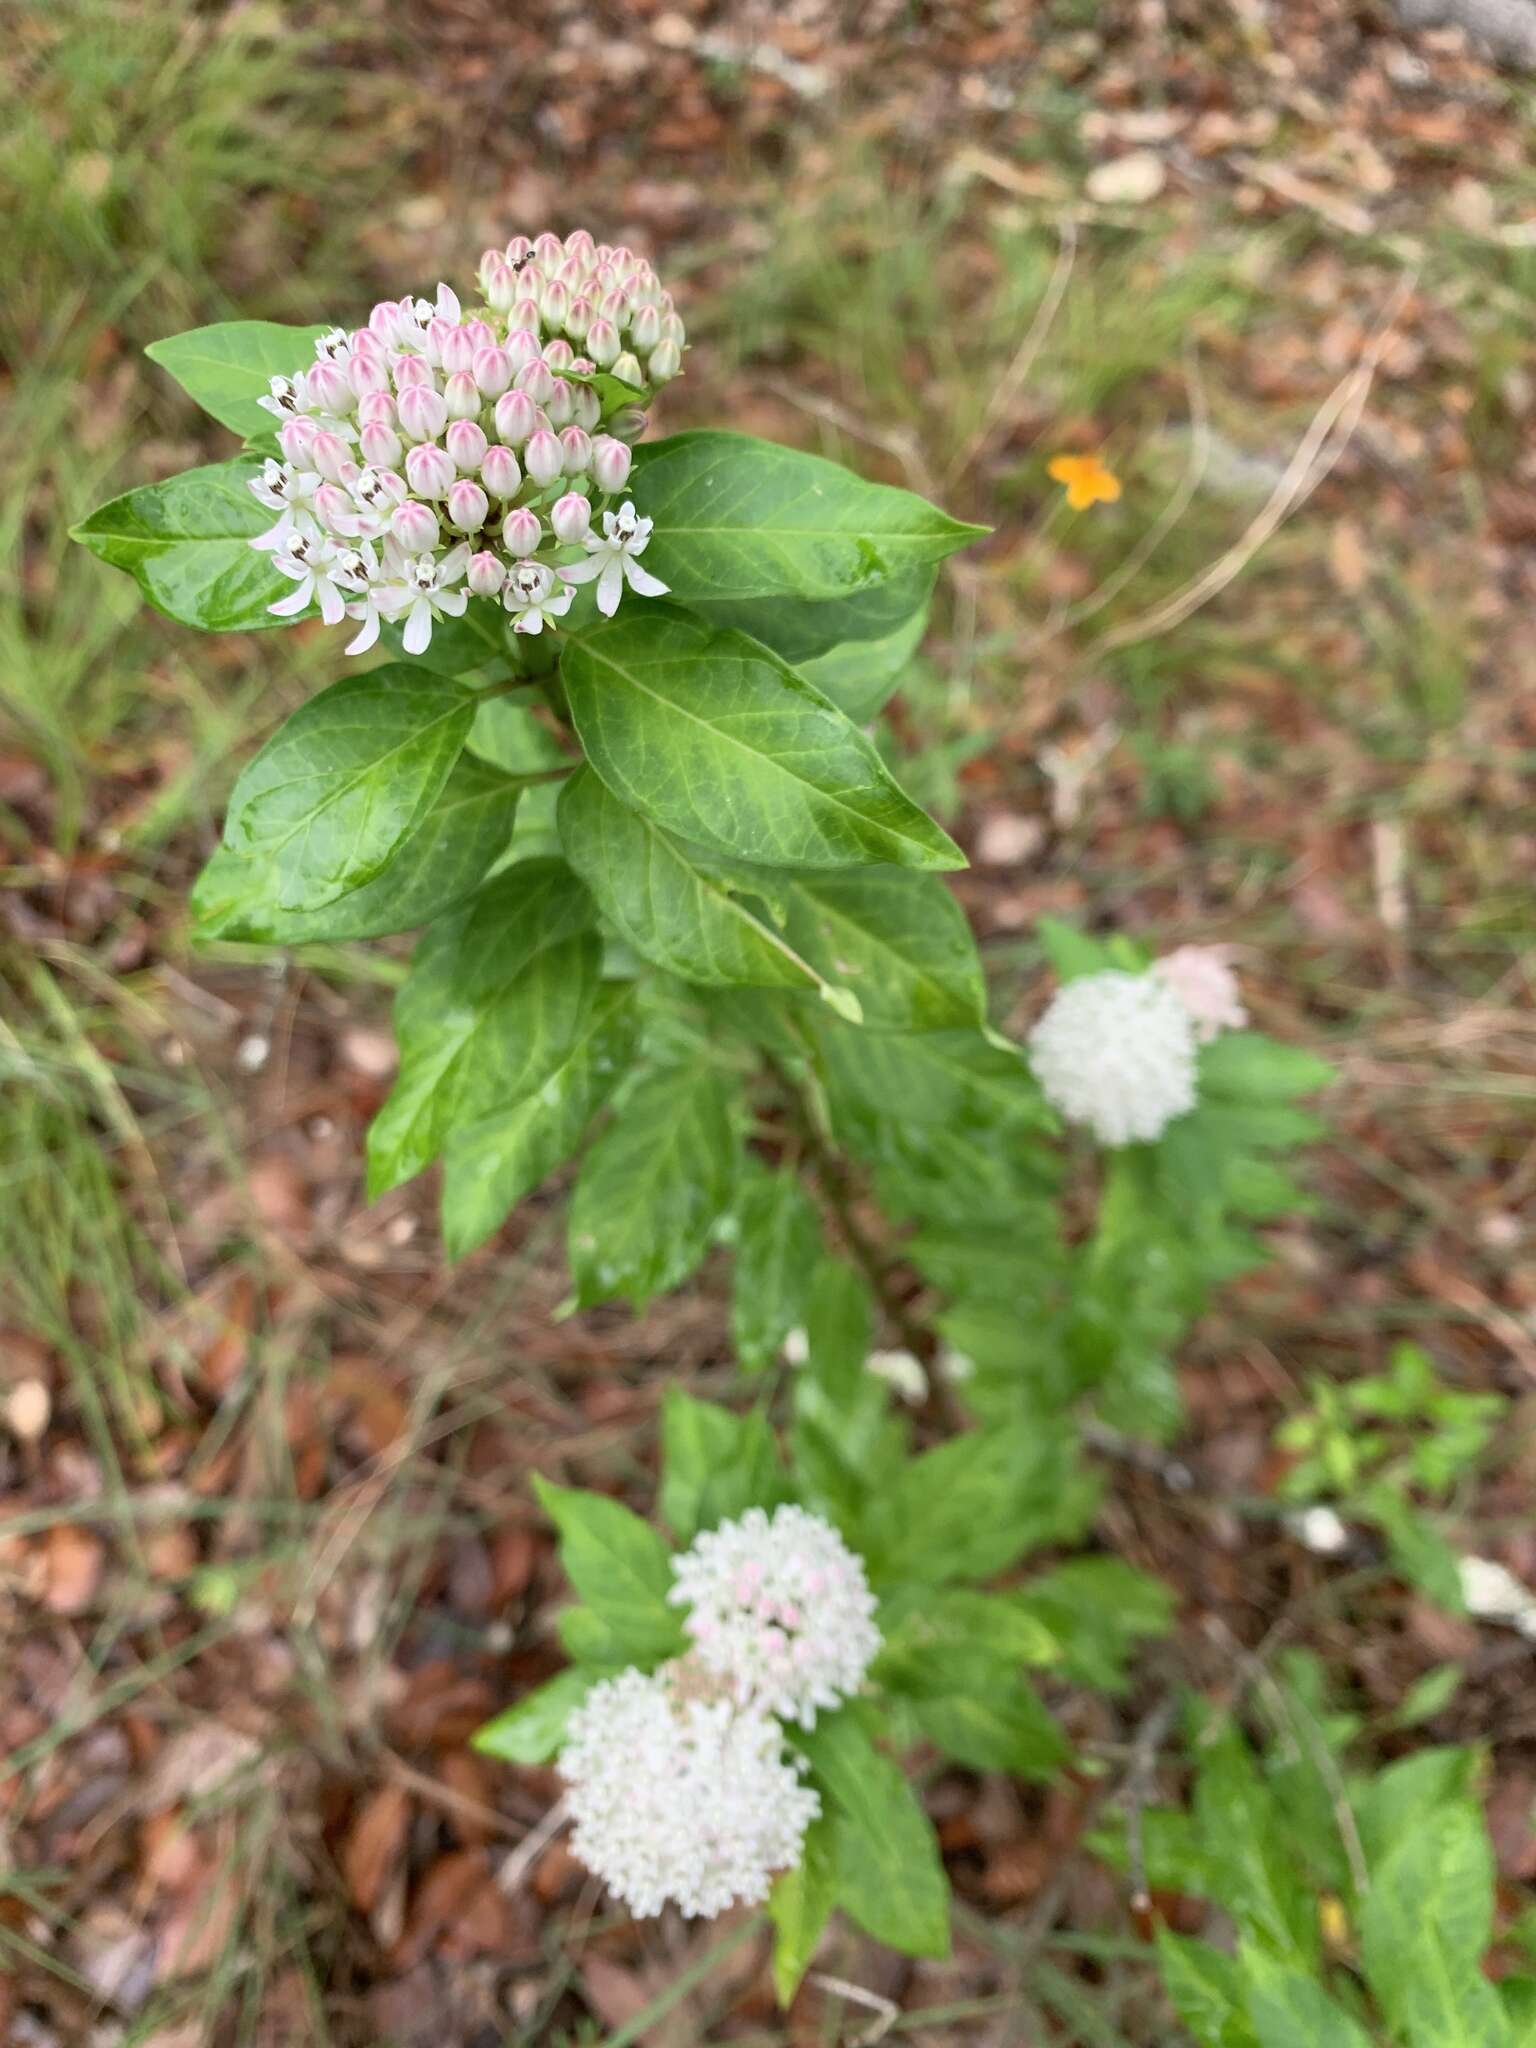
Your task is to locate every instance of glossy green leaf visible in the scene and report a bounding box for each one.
[70,458,292,631]
[1154,1931,1257,2048]
[533,1478,686,1666]
[190,753,524,945]
[1010,1560,1176,1693]
[1240,1948,1374,2048]
[796,1710,950,1959]
[730,1166,825,1372]
[768,1817,837,2007]
[144,321,332,437]
[563,609,963,872]
[631,431,984,603]
[909,1679,1067,1779]
[557,767,850,1008]
[471,1669,593,1765]
[797,599,930,723]
[439,984,638,1261]
[1360,1802,1506,2048]
[566,1062,740,1308]
[367,860,599,1197]
[1199,1032,1336,1103]
[658,1389,788,1546]
[874,1589,1060,1692]
[222,667,476,913]
[780,869,985,1030]
[689,563,935,668]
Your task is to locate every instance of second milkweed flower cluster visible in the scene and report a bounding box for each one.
[557,1506,880,1918]
[248,231,681,654]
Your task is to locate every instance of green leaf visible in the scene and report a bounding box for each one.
[780,869,985,1030]
[380,595,510,675]
[557,1604,640,1673]
[1369,1487,1467,1612]
[1239,1948,1373,2048]
[797,600,931,724]
[1155,1931,1258,2048]
[1010,1560,1176,1693]
[472,1669,594,1765]
[533,1478,685,1666]
[690,563,936,667]
[658,1389,788,1546]
[557,767,849,1008]
[813,1024,1051,1146]
[631,431,984,604]
[768,1816,837,2006]
[802,1257,875,1412]
[730,1167,825,1373]
[144,321,332,437]
[1035,917,1148,981]
[1199,1033,1335,1103]
[563,609,963,872]
[1360,1802,1506,2048]
[566,1062,740,1307]
[222,667,475,913]
[192,753,523,945]
[440,983,639,1260]
[875,1589,1061,1689]
[908,1678,1067,1779]
[796,1710,950,1958]
[71,458,293,631]
[367,860,599,1197]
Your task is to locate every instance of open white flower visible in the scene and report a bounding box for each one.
[558,1665,818,1918]
[267,531,352,627]
[1028,968,1197,1147]
[503,558,574,636]
[559,502,669,617]
[376,543,471,656]
[669,1505,882,1728]
[248,458,323,552]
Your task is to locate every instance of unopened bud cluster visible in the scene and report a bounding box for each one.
[250,233,681,654]
[555,1507,880,1919]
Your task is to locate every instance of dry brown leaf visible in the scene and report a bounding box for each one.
[343,1782,413,1917]
[42,1524,104,1615]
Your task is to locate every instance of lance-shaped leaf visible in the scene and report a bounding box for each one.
[367,859,599,1197]
[144,321,333,438]
[689,563,936,667]
[631,431,984,603]
[556,768,858,1015]
[471,1670,594,1766]
[567,1062,740,1308]
[440,983,639,1261]
[191,753,524,944]
[731,1165,825,1373]
[795,1711,950,1959]
[70,458,292,632]
[768,1818,837,2006]
[222,667,476,913]
[533,1478,686,1666]
[780,868,986,1031]
[563,610,963,872]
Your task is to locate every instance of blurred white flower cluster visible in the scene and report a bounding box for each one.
[1028,945,1247,1147]
[556,1506,880,1918]
[249,232,681,654]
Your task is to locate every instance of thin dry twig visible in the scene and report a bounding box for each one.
[757,376,937,499]
[1091,270,1417,656]
[496,1795,571,1895]
[809,1972,900,2045]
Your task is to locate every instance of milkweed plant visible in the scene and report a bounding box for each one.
[75,233,1350,2001]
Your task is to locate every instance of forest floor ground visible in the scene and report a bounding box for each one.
[3,2,1536,2042]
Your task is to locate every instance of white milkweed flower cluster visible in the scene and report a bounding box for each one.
[668,1504,883,1728]
[558,1665,820,1919]
[248,231,681,655]
[555,1506,881,1918]
[1028,969,1199,1147]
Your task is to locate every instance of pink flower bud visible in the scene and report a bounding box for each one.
[542,337,574,372]
[440,324,476,377]
[357,390,397,426]
[565,295,594,342]
[523,428,562,488]
[514,358,555,405]
[565,228,596,262]
[472,344,513,398]
[493,390,538,446]
[585,318,620,368]
[555,256,585,291]
[544,377,575,428]
[590,435,632,493]
[558,425,592,475]
[369,299,407,343]
[504,326,541,369]
[424,316,458,366]
[392,352,432,390]
[572,385,602,432]
[549,491,591,543]
[608,406,648,444]
[483,259,517,314]
[465,550,506,598]
[647,339,682,382]
[278,418,318,464]
[442,370,481,421]
[446,478,490,533]
[534,231,563,266]
[479,444,522,497]
[629,303,662,352]
[404,440,455,500]
[505,234,533,264]
[611,351,644,388]
[312,483,355,533]
[540,279,569,331]
[304,361,353,414]
[597,288,627,323]
[445,418,489,472]
[501,506,542,556]
[309,429,351,483]
[347,350,390,399]
[510,295,542,333]
[660,312,686,347]
[397,383,448,443]
[359,421,403,468]
[392,500,441,551]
